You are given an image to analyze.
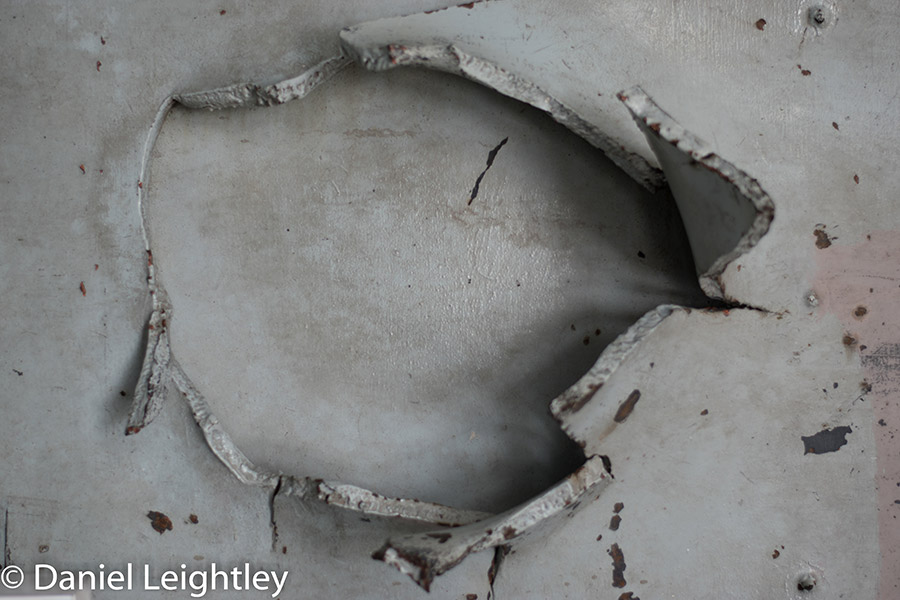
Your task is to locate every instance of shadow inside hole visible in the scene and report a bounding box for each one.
[146,65,705,513]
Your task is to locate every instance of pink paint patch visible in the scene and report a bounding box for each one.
[813,230,900,599]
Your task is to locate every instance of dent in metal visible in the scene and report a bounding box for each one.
[128,15,777,590]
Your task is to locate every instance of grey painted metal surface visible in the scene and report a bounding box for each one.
[2,0,898,598]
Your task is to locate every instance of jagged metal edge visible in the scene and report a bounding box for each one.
[549,305,681,445]
[618,86,776,302]
[338,31,665,192]
[127,55,488,527]
[372,455,611,591]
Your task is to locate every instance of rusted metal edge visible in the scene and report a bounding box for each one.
[127,57,489,528]
[372,455,611,591]
[617,86,775,302]
[338,29,665,191]
[550,305,680,445]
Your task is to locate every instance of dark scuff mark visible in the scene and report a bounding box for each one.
[802,426,852,454]
[12,369,22,376]
[609,543,627,588]
[609,515,621,530]
[426,532,452,544]
[814,228,832,249]
[614,390,641,423]
[486,544,510,600]
[147,511,173,534]
[468,137,509,205]
[269,476,283,551]
[700,409,709,415]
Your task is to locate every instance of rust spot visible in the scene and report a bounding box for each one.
[79,281,86,296]
[426,532,452,544]
[614,502,624,513]
[147,511,173,534]
[188,514,198,524]
[282,546,287,554]
[755,18,766,30]
[843,334,857,347]
[618,593,640,600]
[802,425,852,455]
[609,515,621,531]
[94,264,99,270]
[458,1,476,7]
[125,425,142,435]
[219,9,226,15]
[648,122,661,133]
[466,595,478,600]
[38,544,49,553]
[137,181,143,189]
[614,390,641,423]
[596,534,603,541]
[797,65,811,76]
[861,380,873,393]
[79,164,85,174]
[501,526,517,540]
[832,121,839,130]
[854,174,860,184]
[609,543,627,588]
[773,549,781,559]
[701,409,709,416]
[561,382,602,413]
[100,36,106,45]
[853,305,868,319]
[813,228,832,249]
[96,61,101,72]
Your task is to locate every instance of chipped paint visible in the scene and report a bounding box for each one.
[812,230,900,597]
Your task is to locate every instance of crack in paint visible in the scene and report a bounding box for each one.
[269,476,283,551]
[468,137,508,205]
[486,544,510,600]
[3,507,9,567]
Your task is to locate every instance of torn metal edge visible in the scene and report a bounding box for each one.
[617,86,775,302]
[128,55,488,527]
[372,455,610,590]
[174,55,352,110]
[550,304,680,445]
[338,28,664,191]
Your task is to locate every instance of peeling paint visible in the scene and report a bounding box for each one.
[801,426,852,454]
